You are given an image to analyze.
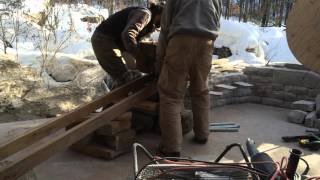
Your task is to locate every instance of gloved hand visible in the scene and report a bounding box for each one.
[123,70,143,83]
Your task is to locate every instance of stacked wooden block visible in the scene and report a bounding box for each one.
[70,100,193,160]
[70,112,136,160]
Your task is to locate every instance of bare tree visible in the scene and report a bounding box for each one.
[36,1,74,76]
[261,0,271,27]
[0,0,24,55]
[239,0,244,22]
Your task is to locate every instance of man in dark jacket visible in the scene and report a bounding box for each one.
[156,0,222,157]
[92,3,163,89]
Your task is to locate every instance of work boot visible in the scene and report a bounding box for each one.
[105,70,142,90]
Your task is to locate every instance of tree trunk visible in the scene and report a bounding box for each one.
[0,16,7,54]
[225,0,231,19]
[243,0,249,22]
[261,0,271,27]
[239,0,244,22]
[278,0,285,27]
[284,0,294,25]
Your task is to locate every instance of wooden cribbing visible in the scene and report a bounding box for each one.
[132,100,159,115]
[0,76,156,180]
[0,76,152,161]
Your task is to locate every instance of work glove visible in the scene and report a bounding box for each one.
[123,70,143,83]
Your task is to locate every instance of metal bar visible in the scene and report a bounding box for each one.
[209,128,239,132]
[209,122,238,126]
[214,143,252,168]
[0,82,157,180]
[0,76,152,161]
[133,143,157,176]
[210,125,240,128]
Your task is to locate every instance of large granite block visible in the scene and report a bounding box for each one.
[292,100,316,112]
[287,110,308,124]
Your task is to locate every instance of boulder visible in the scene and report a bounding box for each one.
[287,110,308,124]
[73,66,106,90]
[213,46,232,59]
[46,56,97,82]
[291,100,316,112]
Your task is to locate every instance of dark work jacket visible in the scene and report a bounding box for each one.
[95,7,154,52]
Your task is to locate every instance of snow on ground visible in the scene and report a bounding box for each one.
[215,19,299,65]
[5,2,109,69]
[215,19,265,64]
[151,18,299,65]
[259,27,299,64]
[1,2,109,86]
[1,3,299,86]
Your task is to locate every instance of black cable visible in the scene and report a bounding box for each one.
[299,157,310,176]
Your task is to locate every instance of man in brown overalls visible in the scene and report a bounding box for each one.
[91,3,163,89]
[157,0,222,157]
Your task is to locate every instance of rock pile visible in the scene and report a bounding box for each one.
[287,97,320,130]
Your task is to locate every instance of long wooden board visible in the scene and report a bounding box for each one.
[287,0,320,73]
[0,80,157,180]
[0,76,152,161]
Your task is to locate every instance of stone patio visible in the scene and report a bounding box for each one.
[1,103,319,179]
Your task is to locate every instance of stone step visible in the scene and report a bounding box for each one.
[209,91,223,96]
[233,81,254,87]
[215,84,237,90]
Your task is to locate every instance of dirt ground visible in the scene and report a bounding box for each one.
[0,55,104,123]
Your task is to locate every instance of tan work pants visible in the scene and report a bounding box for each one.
[91,31,135,80]
[158,35,213,152]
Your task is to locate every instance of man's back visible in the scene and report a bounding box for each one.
[163,0,222,40]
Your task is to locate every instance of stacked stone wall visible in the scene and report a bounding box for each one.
[244,67,320,108]
[185,66,320,110]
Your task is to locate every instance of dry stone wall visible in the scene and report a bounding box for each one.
[185,65,320,110]
[244,66,320,108]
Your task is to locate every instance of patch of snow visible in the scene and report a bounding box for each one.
[150,19,298,65]
[3,3,108,87]
[2,3,300,88]
[260,27,299,64]
[215,18,299,65]
[24,0,46,13]
[215,19,265,64]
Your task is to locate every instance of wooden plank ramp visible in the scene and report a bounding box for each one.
[0,75,157,180]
